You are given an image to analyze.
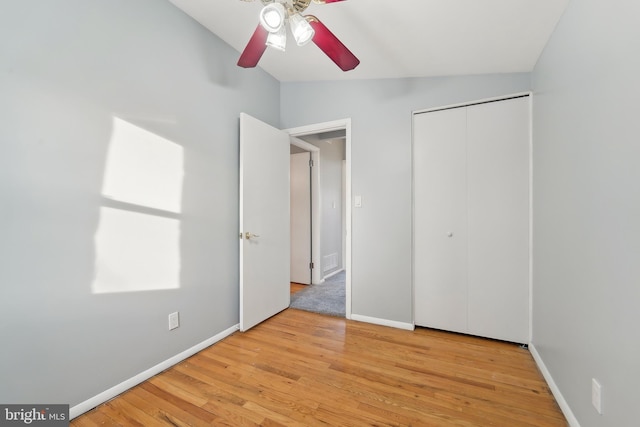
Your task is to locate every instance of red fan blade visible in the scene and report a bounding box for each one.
[237,24,268,68]
[309,18,360,71]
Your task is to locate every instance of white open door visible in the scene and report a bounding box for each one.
[239,113,290,332]
[290,152,312,284]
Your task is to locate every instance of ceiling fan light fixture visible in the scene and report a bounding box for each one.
[266,25,287,51]
[289,13,315,46]
[259,2,286,33]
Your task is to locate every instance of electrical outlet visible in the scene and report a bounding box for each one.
[592,378,603,414]
[168,312,180,331]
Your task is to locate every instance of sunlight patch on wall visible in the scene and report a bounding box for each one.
[102,117,183,214]
[93,207,180,293]
[92,117,184,294]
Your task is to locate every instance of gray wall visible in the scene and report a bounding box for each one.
[0,0,279,407]
[281,74,531,323]
[532,0,640,425]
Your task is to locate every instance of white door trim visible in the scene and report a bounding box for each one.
[412,91,533,115]
[285,119,352,320]
[291,136,320,153]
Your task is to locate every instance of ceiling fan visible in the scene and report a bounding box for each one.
[237,0,360,72]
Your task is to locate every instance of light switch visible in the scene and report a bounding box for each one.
[354,195,362,208]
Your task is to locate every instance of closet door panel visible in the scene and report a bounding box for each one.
[413,108,468,333]
[466,97,530,343]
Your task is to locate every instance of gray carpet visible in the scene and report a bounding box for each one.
[290,271,345,317]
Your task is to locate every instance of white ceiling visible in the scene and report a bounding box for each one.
[169,0,570,82]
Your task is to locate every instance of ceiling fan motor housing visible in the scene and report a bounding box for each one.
[261,0,312,14]
[291,0,312,13]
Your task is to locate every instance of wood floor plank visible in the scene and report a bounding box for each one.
[132,386,216,427]
[72,308,567,426]
[149,374,209,407]
[174,356,322,424]
[81,410,124,426]
[294,361,516,426]
[102,397,166,427]
[289,283,307,295]
[200,399,265,427]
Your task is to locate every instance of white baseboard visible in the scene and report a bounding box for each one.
[323,268,344,280]
[351,314,415,331]
[70,323,239,419]
[529,343,581,427]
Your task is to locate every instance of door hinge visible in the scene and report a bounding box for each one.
[309,159,314,167]
[309,262,314,269]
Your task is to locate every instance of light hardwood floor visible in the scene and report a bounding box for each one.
[290,282,307,295]
[72,309,567,426]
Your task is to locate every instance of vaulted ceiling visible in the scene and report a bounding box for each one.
[169,0,570,82]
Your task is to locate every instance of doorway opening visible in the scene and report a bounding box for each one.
[289,141,317,286]
[286,119,352,319]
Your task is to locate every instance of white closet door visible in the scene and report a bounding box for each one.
[466,97,530,343]
[414,107,468,333]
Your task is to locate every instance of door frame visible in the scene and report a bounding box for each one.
[290,137,321,285]
[285,119,352,320]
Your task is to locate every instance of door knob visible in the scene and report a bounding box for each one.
[447,232,454,237]
[245,232,260,240]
